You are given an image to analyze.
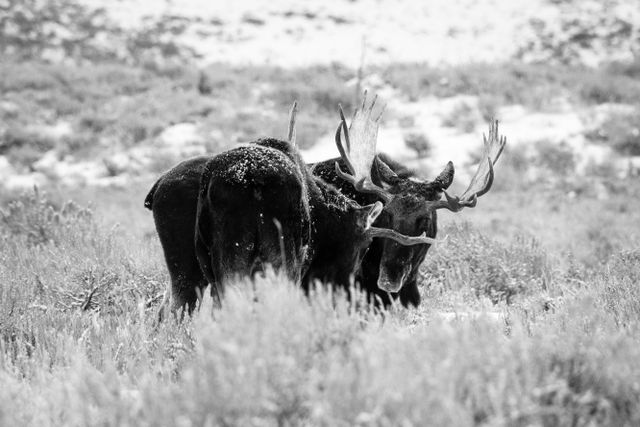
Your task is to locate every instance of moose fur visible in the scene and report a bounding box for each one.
[145,156,210,312]
[312,157,452,307]
[146,150,452,310]
[147,138,382,312]
[194,143,311,296]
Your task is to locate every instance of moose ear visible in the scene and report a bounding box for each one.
[434,161,454,190]
[361,201,383,229]
[374,157,402,188]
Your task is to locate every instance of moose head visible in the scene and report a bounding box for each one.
[333,93,506,294]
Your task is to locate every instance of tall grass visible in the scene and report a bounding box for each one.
[2,189,640,426]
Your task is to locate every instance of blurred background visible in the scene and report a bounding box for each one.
[1,0,639,268]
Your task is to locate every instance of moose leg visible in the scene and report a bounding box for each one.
[398,279,421,308]
[157,263,207,322]
[155,210,207,315]
[170,273,207,314]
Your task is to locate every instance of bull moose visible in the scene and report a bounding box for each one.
[313,93,506,307]
[147,100,435,313]
[145,105,302,312]
[145,93,505,312]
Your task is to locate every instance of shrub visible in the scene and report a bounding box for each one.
[441,102,476,133]
[382,62,640,111]
[267,65,354,116]
[0,128,56,155]
[534,139,576,175]
[0,188,94,247]
[485,143,533,191]
[403,132,431,158]
[577,71,640,105]
[0,127,57,168]
[422,222,551,304]
[518,1,640,66]
[587,110,640,156]
[477,94,499,122]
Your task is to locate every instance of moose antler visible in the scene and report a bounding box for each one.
[429,120,506,212]
[362,201,440,246]
[334,91,393,203]
[287,101,298,146]
[367,227,440,246]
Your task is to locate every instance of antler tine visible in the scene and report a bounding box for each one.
[375,102,386,122]
[427,120,506,213]
[483,120,506,164]
[457,155,494,201]
[368,94,378,112]
[338,104,350,152]
[287,100,298,145]
[335,123,355,177]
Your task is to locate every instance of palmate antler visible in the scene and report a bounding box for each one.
[334,91,393,203]
[335,92,440,246]
[429,120,506,212]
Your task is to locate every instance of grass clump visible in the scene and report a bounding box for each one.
[423,222,552,304]
[403,132,431,158]
[586,109,640,156]
[0,188,94,247]
[441,101,477,133]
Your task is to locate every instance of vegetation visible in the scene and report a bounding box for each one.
[1,187,640,426]
[381,61,640,109]
[4,57,640,174]
[2,2,640,424]
[586,109,640,156]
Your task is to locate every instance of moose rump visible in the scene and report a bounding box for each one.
[195,145,310,292]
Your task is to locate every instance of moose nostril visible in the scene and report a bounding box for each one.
[378,280,402,293]
[377,270,403,293]
[377,263,410,293]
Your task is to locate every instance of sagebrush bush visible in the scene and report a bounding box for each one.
[0,127,57,167]
[587,110,640,156]
[1,197,640,426]
[477,94,500,122]
[422,222,551,304]
[381,62,640,111]
[0,188,94,247]
[403,132,431,158]
[534,139,576,176]
[441,101,477,133]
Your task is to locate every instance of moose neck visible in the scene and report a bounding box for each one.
[304,179,365,288]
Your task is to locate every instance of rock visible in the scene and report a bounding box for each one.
[103,152,133,176]
[32,150,61,177]
[159,122,203,147]
[0,156,16,179]
[157,122,206,158]
[34,121,73,140]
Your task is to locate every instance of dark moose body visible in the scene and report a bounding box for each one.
[146,149,421,311]
[147,138,386,312]
[145,95,505,313]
